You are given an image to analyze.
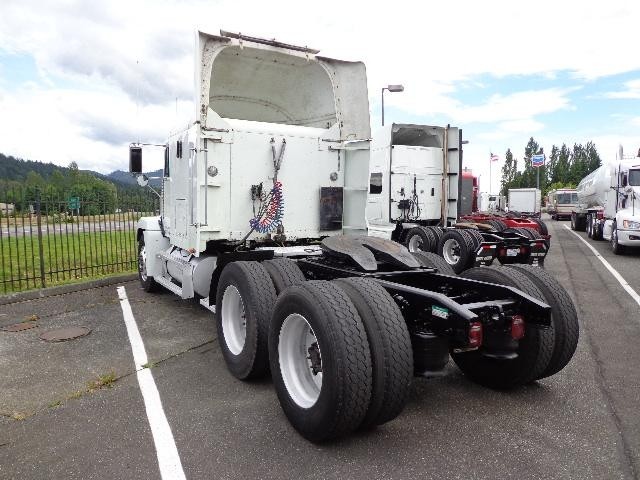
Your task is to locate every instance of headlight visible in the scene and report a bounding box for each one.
[623,220,640,229]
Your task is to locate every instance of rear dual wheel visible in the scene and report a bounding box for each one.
[506,265,579,378]
[453,265,579,388]
[437,229,476,273]
[269,279,413,441]
[453,266,554,389]
[405,226,441,253]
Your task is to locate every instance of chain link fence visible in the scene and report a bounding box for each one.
[0,186,159,294]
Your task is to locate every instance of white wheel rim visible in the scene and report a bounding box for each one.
[138,244,148,282]
[442,238,461,265]
[221,286,247,355]
[278,313,322,408]
[408,234,424,252]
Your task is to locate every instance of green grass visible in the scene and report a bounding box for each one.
[0,230,138,294]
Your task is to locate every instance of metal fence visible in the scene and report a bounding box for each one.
[0,186,159,294]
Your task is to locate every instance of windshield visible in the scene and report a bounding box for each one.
[556,193,578,204]
[629,169,640,186]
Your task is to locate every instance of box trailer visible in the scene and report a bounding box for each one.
[508,188,541,215]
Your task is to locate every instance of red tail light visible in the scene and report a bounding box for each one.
[468,322,483,348]
[520,246,527,254]
[596,210,604,220]
[511,315,525,340]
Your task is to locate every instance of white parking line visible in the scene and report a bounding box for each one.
[117,286,187,480]
[564,225,640,308]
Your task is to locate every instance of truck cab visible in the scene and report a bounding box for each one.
[602,160,640,252]
[573,146,640,253]
[366,123,462,240]
[132,30,371,299]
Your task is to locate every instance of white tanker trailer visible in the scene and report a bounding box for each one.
[571,146,640,254]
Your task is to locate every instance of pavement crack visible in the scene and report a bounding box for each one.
[142,338,216,370]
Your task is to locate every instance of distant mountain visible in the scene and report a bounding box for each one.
[0,153,161,188]
[108,169,163,186]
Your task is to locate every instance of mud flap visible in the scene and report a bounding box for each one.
[473,242,498,267]
[527,240,548,266]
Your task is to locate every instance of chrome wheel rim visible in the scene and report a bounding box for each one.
[279,313,322,408]
[138,244,148,282]
[408,234,424,252]
[442,238,461,265]
[221,286,247,355]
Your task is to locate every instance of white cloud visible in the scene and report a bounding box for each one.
[0,82,191,173]
[604,79,640,99]
[0,0,639,175]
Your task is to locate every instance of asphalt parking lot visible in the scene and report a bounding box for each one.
[1,218,639,480]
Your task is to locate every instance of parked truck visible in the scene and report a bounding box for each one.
[479,193,505,213]
[547,189,578,220]
[571,146,640,254]
[366,125,549,273]
[508,188,541,216]
[131,30,578,442]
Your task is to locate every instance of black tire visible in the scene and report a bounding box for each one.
[490,219,507,232]
[611,222,625,255]
[437,230,475,274]
[332,278,413,428]
[404,227,435,253]
[463,228,484,250]
[487,220,500,231]
[506,265,579,379]
[586,214,593,238]
[137,238,161,292]
[263,258,306,295]
[593,223,602,241]
[412,251,456,275]
[425,226,444,246]
[521,227,543,240]
[216,261,276,380]
[452,266,554,389]
[504,227,529,238]
[532,218,548,236]
[269,281,372,442]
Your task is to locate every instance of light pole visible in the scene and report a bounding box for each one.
[381,84,404,126]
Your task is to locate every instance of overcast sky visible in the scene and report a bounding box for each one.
[1,0,640,192]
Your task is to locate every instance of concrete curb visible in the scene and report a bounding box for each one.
[0,273,138,306]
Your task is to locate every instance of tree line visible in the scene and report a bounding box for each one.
[500,137,602,197]
[0,154,156,216]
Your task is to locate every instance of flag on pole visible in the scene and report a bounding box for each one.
[531,154,545,168]
[490,153,499,162]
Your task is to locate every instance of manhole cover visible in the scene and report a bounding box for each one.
[40,326,91,342]
[1,322,37,332]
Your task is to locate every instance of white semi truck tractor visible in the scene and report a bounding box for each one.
[131,30,579,442]
[571,146,640,254]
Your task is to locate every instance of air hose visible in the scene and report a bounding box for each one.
[249,181,284,234]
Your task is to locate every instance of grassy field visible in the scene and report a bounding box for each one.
[0,230,138,294]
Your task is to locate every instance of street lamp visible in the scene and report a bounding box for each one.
[381,84,404,126]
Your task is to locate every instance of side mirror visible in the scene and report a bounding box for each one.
[129,146,143,174]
